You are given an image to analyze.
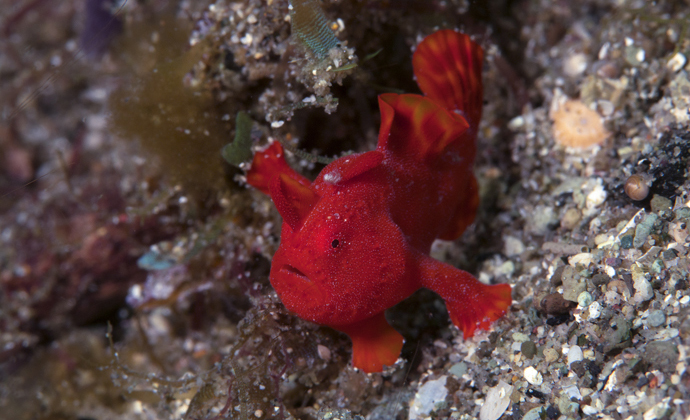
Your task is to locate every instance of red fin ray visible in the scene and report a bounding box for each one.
[246,142,310,195]
[269,174,319,231]
[337,312,403,373]
[417,255,511,338]
[413,30,484,129]
[377,93,469,162]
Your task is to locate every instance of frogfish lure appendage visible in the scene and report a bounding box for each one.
[245,30,511,373]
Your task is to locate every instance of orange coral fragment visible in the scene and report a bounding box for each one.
[551,99,609,148]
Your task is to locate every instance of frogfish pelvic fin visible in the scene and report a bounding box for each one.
[245,30,511,373]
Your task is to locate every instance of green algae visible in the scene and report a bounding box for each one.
[109,14,232,195]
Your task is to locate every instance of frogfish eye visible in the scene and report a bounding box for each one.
[331,239,339,248]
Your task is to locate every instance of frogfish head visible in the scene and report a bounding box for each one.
[267,155,414,327]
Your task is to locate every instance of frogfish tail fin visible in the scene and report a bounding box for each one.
[337,312,403,373]
[245,142,310,195]
[418,256,511,339]
[413,29,484,129]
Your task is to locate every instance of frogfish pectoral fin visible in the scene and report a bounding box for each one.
[417,255,511,338]
[336,312,403,373]
[438,173,479,241]
[246,142,310,195]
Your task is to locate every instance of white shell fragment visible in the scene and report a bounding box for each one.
[667,52,687,72]
[480,380,514,420]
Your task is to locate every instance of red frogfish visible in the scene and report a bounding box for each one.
[245,30,511,373]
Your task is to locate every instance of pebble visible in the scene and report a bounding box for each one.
[591,273,611,286]
[409,376,448,420]
[524,366,543,385]
[603,316,632,353]
[523,407,547,420]
[503,235,525,256]
[562,266,586,302]
[521,341,538,359]
[577,291,593,308]
[650,194,673,213]
[632,265,654,303]
[633,213,658,248]
[587,301,602,320]
[561,208,581,230]
[625,45,645,66]
[667,52,687,72]
[317,344,331,360]
[541,292,576,315]
[543,348,560,363]
[567,345,584,366]
[563,52,588,77]
[647,310,666,327]
[449,362,467,378]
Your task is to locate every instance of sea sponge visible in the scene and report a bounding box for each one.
[551,99,610,148]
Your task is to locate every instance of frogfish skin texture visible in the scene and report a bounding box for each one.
[246,30,512,373]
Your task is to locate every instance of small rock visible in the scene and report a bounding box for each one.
[642,341,679,373]
[562,266,586,302]
[625,45,645,66]
[632,265,654,303]
[603,316,632,354]
[527,205,559,235]
[633,213,658,248]
[317,344,331,360]
[577,291,593,307]
[620,235,634,249]
[674,207,690,220]
[550,266,566,286]
[568,345,584,366]
[521,341,538,359]
[662,249,678,261]
[587,301,602,320]
[650,195,673,213]
[522,407,547,420]
[667,52,687,72]
[647,310,666,328]
[449,362,467,378]
[563,52,588,77]
[556,393,578,415]
[524,366,543,385]
[591,273,611,286]
[503,235,525,257]
[543,348,560,363]
[541,292,577,315]
[561,208,581,230]
[651,259,664,274]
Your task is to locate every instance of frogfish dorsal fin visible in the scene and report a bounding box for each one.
[246,142,311,195]
[269,173,319,231]
[377,93,469,162]
[413,29,484,129]
[319,151,383,185]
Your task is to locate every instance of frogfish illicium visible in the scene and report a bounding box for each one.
[245,30,511,373]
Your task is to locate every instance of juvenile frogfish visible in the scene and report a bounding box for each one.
[245,30,511,373]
